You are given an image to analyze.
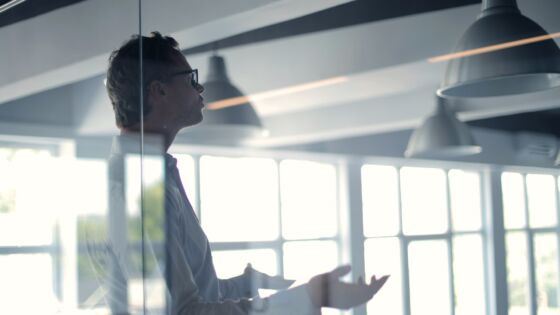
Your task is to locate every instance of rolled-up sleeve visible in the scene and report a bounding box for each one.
[219,274,252,300]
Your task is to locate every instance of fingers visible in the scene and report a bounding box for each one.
[369,275,390,293]
[266,276,295,289]
[328,265,352,279]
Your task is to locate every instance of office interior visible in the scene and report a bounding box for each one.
[1,0,560,314]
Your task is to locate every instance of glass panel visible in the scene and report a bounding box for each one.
[175,153,197,214]
[0,148,56,246]
[212,249,278,278]
[200,156,279,242]
[364,237,403,315]
[283,240,338,281]
[507,232,531,315]
[449,170,482,231]
[0,254,57,314]
[453,234,486,315]
[361,165,400,237]
[75,159,109,307]
[280,160,338,240]
[526,174,557,228]
[534,233,560,314]
[408,240,451,315]
[502,172,527,229]
[400,167,448,235]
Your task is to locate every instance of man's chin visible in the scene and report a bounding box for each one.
[183,114,203,128]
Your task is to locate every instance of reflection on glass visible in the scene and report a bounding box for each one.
[502,172,527,229]
[280,160,338,240]
[126,155,165,218]
[408,240,450,315]
[534,233,559,314]
[200,156,279,242]
[175,154,197,213]
[449,170,482,231]
[283,240,338,281]
[526,174,557,228]
[364,237,403,315]
[0,254,57,314]
[401,167,448,235]
[213,249,278,279]
[453,235,486,315]
[506,232,530,315]
[361,165,400,237]
[74,159,109,307]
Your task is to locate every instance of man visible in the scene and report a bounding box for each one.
[105,32,388,314]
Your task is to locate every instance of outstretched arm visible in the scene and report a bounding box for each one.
[306,265,389,310]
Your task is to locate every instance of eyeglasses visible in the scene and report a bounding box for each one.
[168,68,198,88]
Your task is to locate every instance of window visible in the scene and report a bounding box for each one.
[193,154,341,313]
[200,155,279,243]
[502,172,560,315]
[0,147,61,314]
[362,165,486,315]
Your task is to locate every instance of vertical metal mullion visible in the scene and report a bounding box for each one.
[483,169,508,315]
[193,154,202,222]
[555,175,560,309]
[276,159,285,276]
[523,175,538,315]
[397,167,411,315]
[480,170,492,315]
[339,160,367,315]
[52,222,62,301]
[445,170,456,315]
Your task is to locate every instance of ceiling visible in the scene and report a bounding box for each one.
[1,0,560,154]
[0,0,86,28]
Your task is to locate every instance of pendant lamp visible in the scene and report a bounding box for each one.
[405,95,481,158]
[438,0,560,98]
[196,54,266,141]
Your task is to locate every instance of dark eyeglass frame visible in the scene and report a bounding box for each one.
[168,69,198,88]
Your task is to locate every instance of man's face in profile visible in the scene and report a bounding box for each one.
[153,52,205,130]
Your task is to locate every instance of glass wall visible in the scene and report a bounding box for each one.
[1,0,560,314]
[0,1,168,314]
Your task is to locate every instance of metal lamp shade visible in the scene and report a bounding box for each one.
[187,55,265,142]
[405,97,481,158]
[438,0,560,98]
[201,80,262,127]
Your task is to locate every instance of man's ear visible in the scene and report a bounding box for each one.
[147,80,166,102]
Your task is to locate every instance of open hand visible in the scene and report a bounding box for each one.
[307,265,389,310]
[244,263,295,291]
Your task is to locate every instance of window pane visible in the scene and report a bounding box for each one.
[449,170,482,231]
[361,165,399,237]
[453,235,486,315]
[401,167,448,235]
[534,233,559,314]
[212,249,277,279]
[0,148,56,246]
[507,232,530,315]
[283,240,338,281]
[0,254,57,314]
[280,160,337,240]
[526,174,557,228]
[200,156,279,242]
[408,240,451,315]
[364,237,403,315]
[502,172,527,229]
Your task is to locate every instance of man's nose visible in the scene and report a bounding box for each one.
[196,83,204,94]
